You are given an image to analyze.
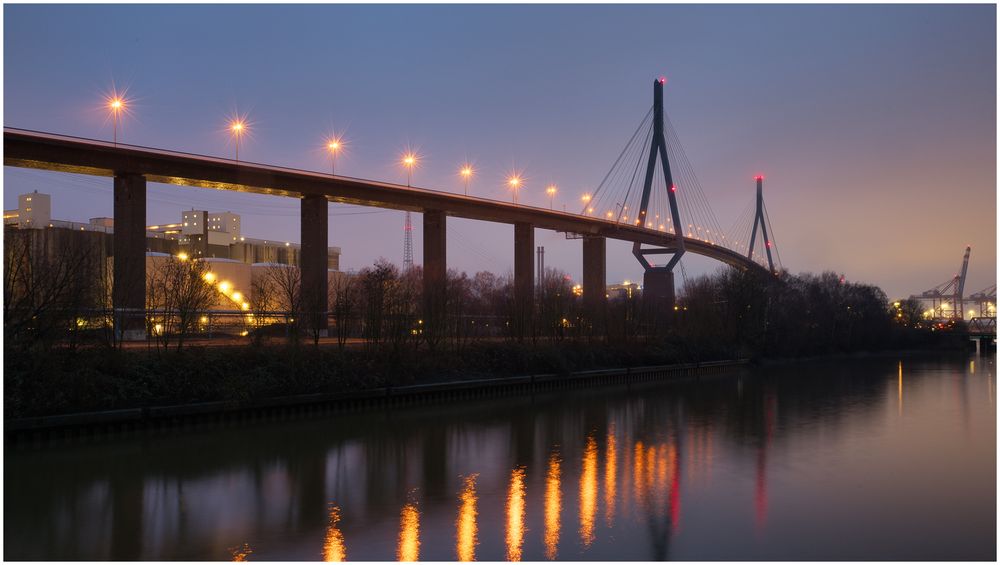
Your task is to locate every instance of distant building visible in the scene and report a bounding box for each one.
[607,280,641,300]
[5,192,341,270]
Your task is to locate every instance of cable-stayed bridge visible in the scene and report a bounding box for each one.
[4,79,782,339]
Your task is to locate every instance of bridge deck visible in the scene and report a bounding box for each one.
[4,127,764,272]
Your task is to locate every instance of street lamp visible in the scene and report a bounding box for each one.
[229,117,248,162]
[507,174,523,205]
[326,135,344,176]
[459,164,474,196]
[401,151,420,186]
[546,185,557,209]
[106,91,128,146]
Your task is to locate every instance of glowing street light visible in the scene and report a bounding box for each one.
[326,135,344,176]
[401,151,420,186]
[459,164,474,196]
[106,91,128,146]
[545,185,557,209]
[228,116,249,162]
[507,174,523,205]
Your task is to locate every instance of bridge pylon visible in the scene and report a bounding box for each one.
[747,176,776,273]
[632,78,685,312]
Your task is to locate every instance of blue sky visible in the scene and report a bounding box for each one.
[4,4,996,298]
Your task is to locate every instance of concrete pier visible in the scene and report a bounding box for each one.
[113,173,146,341]
[423,210,447,341]
[643,269,675,315]
[583,236,607,327]
[300,194,328,335]
[514,222,535,338]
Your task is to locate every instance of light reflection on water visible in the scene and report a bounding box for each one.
[396,501,420,562]
[603,429,617,528]
[543,453,561,560]
[323,505,346,562]
[455,474,478,562]
[578,435,598,549]
[5,355,996,561]
[505,466,526,561]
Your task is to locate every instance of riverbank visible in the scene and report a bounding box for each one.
[5,356,746,446]
[5,339,739,419]
[6,334,977,445]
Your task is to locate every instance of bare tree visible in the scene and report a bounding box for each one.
[446,269,472,352]
[263,263,302,344]
[4,227,103,352]
[248,274,278,346]
[330,272,358,351]
[146,257,216,352]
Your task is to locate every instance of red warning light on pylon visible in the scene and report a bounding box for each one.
[670,185,676,192]
[754,174,765,181]
[659,76,667,85]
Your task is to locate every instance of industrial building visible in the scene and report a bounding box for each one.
[5,191,341,269]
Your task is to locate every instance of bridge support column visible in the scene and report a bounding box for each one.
[643,269,675,317]
[113,173,146,341]
[514,222,534,340]
[423,210,446,345]
[583,236,607,331]
[300,194,328,338]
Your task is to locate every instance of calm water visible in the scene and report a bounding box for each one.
[5,354,996,561]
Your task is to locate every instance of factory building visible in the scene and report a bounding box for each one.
[5,192,341,270]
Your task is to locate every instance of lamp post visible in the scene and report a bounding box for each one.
[545,185,557,209]
[326,136,343,176]
[507,174,523,205]
[230,119,247,162]
[460,164,474,196]
[401,151,419,186]
[107,93,127,146]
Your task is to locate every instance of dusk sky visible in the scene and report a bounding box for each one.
[4,4,996,299]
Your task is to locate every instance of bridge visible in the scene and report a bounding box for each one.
[3,79,780,339]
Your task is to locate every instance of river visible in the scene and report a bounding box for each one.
[5,353,995,560]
